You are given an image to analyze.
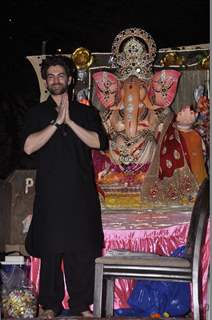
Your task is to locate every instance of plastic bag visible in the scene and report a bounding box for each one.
[0,264,37,318]
[127,280,190,317]
[115,246,190,317]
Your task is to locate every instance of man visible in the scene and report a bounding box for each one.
[23,55,108,318]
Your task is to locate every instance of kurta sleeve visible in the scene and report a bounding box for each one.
[85,105,109,151]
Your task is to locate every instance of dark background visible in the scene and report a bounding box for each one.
[0,0,210,178]
[1,0,210,55]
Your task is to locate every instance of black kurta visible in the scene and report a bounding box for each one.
[23,96,108,258]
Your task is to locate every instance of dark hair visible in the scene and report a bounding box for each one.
[41,55,77,83]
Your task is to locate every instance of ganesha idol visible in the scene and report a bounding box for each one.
[91,28,208,210]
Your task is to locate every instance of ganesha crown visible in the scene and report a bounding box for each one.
[111,28,157,81]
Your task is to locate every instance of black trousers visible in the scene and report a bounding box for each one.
[38,250,101,316]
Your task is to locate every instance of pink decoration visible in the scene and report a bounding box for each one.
[149,70,181,107]
[92,71,119,108]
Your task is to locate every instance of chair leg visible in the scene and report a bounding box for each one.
[106,278,114,317]
[93,263,104,318]
[192,276,200,320]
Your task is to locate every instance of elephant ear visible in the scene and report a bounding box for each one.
[148,70,181,108]
[92,71,120,110]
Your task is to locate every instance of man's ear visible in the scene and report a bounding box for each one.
[68,76,73,85]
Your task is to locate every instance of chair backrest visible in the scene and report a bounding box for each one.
[184,177,209,261]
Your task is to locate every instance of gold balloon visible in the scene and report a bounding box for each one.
[72,47,93,70]
[201,56,209,69]
[161,52,186,67]
[161,52,178,66]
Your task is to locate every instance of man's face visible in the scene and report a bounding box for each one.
[45,65,71,95]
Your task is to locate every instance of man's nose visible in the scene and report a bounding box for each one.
[53,76,60,83]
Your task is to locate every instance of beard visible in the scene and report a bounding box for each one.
[47,83,68,95]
